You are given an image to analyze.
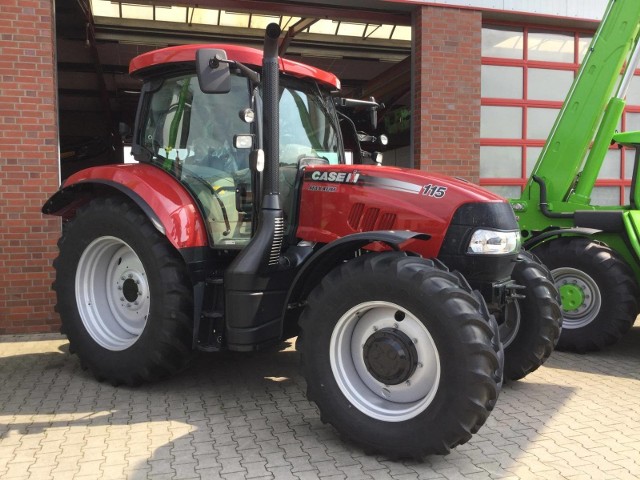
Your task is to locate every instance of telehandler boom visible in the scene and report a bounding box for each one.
[511,0,640,351]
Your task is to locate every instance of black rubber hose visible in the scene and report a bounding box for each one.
[532,175,574,219]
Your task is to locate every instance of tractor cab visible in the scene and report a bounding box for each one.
[129,45,343,248]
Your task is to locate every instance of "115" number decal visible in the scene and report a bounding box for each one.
[422,184,447,198]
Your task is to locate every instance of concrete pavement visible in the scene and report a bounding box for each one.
[1,321,639,479]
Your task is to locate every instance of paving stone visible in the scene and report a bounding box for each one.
[2,326,640,480]
[268,464,297,479]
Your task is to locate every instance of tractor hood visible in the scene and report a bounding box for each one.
[296,164,516,258]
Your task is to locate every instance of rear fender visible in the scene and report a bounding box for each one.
[42,164,209,249]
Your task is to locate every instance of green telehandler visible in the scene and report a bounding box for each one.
[511,0,640,352]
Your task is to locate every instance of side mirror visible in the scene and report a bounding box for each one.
[196,49,231,94]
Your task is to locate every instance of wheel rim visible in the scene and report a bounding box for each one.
[75,236,150,351]
[498,300,521,349]
[552,267,601,329]
[330,301,440,422]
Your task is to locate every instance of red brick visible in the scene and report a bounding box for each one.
[412,6,481,183]
[0,0,60,334]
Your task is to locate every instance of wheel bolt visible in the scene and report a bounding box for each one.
[393,323,398,329]
[405,380,411,386]
[120,297,124,301]
[417,362,423,368]
[373,326,378,332]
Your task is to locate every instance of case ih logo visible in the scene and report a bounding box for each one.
[309,171,361,183]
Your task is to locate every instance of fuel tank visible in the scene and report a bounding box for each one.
[296,164,512,258]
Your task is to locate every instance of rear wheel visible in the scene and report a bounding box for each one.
[534,237,639,352]
[299,252,501,458]
[53,196,194,385]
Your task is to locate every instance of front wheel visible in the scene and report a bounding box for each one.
[500,251,562,381]
[299,252,501,458]
[534,237,639,352]
[53,196,194,386]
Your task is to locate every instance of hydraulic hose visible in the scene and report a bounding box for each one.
[532,175,574,219]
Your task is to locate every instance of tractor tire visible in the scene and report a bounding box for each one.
[53,196,194,386]
[298,252,501,458]
[534,237,639,352]
[500,251,562,381]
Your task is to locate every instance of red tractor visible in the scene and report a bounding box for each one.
[43,25,561,457]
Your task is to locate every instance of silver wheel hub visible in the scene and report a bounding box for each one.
[75,236,150,350]
[552,266,601,329]
[330,301,440,422]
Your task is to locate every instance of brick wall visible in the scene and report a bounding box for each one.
[0,2,482,335]
[0,0,61,334]
[412,6,482,182]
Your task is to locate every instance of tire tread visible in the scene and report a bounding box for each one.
[299,252,501,458]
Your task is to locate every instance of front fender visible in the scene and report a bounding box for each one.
[42,164,209,249]
[285,230,430,313]
[523,227,600,250]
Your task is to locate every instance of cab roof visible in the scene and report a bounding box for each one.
[129,44,340,90]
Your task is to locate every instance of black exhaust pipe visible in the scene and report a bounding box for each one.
[262,22,281,201]
[224,23,287,350]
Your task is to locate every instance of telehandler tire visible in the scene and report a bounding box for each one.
[298,252,501,458]
[53,196,194,386]
[501,251,562,381]
[534,237,639,352]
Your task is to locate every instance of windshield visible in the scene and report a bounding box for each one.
[279,82,341,165]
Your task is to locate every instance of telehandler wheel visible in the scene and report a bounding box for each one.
[501,251,562,381]
[299,252,501,458]
[53,196,194,386]
[534,237,639,352]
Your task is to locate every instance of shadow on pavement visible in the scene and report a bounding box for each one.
[541,324,640,380]
[0,335,583,477]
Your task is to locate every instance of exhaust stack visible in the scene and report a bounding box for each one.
[224,23,287,349]
[262,23,282,202]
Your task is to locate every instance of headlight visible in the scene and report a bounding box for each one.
[467,229,520,255]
